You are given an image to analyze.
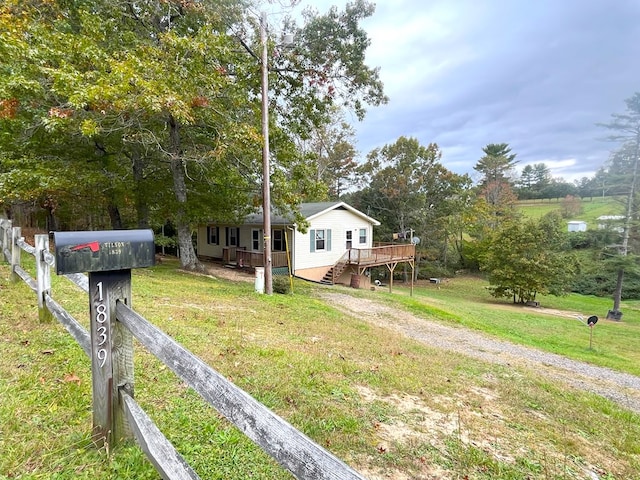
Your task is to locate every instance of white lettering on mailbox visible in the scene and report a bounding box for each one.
[95,281,109,368]
[102,241,126,255]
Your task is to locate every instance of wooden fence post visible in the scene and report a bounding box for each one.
[1,219,9,261]
[35,234,53,322]
[10,226,21,283]
[88,270,134,448]
[0,220,5,260]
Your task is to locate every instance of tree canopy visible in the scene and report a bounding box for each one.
[481,212,578,303]
[0,0,387,269]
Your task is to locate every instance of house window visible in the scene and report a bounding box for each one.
[315,229,326,251]
[273,229,284,252]
[359,228,367,244]
[252,229,261,251]
[310,229,331,252]
[207,226,219,245]
[227,227,239,247]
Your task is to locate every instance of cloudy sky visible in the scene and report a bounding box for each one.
[292,0,640,183]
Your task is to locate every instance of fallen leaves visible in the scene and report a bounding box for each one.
[63,373,81,385]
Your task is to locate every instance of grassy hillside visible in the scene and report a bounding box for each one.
[2,257,639,479]
[517,196,623,226]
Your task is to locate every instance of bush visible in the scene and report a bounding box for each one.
[272,275,291,294]
[571,261,640,299]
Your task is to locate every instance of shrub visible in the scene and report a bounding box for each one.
[272,275,291,294]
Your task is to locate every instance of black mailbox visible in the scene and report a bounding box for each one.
[54,229,155,274]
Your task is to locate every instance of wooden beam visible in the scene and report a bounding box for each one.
[89,270,134,447]
[386,262,398,293]
[116,302,366,480]
[121,390,200,480]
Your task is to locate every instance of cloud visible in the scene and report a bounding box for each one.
[300,0,640,182]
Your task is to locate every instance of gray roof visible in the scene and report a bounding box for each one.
[241,201,379,227]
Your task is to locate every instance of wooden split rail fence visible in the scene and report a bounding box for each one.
[0,219,366,480]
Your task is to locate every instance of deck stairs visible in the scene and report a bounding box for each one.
[321,260,348,285]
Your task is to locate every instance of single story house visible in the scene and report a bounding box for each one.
[196,201,381,284]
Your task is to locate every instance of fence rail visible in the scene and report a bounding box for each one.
[0,219,366,480]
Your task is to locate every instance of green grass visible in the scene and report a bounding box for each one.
[518,196,623,224]
[2,257,640,479]
[379,275,640,376]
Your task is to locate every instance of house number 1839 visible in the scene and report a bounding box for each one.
[95,281,109,368]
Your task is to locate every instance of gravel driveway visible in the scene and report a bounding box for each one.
[319,292,640,414]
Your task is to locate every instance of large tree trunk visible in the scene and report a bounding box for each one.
[612,268,624,312]
[168,115,203,271]
[131,152,150,229]
[610,137,639,318]
[107,202,123,230]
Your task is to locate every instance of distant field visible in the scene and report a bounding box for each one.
[517,195,624,227]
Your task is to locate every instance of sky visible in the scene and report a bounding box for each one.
[290,0,640,183]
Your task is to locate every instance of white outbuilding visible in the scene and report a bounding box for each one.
[567,221,587,232]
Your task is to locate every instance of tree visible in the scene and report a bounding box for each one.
[474,143,518,186]
[560,195,582,218]
[532,163,552,188]
[481,212,577,304]
[574,175,598,199]
[0,0,387,271]
[598,92,640,319]
[472,143,519,234]
[519,165,536,189]
[301,113,358,200]
[350,137,471,273]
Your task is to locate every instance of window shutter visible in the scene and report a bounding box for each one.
[206,226,211,244]
[236,228,240,247]
[327,229,332,251]
[225,227,229,246]
[310,229,315,252]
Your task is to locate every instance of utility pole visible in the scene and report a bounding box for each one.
[260,11,273,295]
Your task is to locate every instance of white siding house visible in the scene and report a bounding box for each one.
[196,202,380,282]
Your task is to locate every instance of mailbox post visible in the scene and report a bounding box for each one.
[54,230,154,447]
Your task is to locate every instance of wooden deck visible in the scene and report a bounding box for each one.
[342,243,415,268]
[324,243,416,293]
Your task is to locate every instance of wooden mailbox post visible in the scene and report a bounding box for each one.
[54,230,154,447]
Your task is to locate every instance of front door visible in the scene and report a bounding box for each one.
[346,230,352,249]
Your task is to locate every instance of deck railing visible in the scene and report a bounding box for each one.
[236,249,289,269]
[344,243,415,266]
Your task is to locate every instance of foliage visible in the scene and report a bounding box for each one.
[559,194,582,218]
[272,275,291,294]
[0,0,387,269]
[154,233,177,249]
[481,212,578,303]
[349,137,472,270]
[474,143,518,186]
[572,253,640,298]
[3,259,640,479]
[298,110,358,200]
[597,92,640,311]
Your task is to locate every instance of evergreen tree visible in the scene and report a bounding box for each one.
[598,93,640,319]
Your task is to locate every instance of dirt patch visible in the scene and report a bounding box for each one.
[201,261,255,283]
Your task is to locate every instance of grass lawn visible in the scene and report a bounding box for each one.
[517,196,623,225]
[375,275,640,377]
[1,257,639,479]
